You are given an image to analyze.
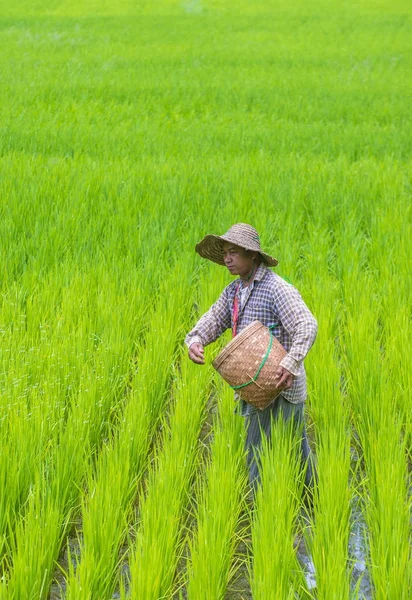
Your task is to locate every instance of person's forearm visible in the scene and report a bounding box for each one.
[279,315,318,376]
[185,292,231,348]
[185,334,203,348]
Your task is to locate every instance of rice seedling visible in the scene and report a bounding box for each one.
[249,418,305,599]
[336,209,411,599]
[3,381,97,598]
[64,263,194,599]
[123,356,211,599]
[300,223,352,599]
[0,1,410,598]
[186,381,247,599]
[343,311,411,599]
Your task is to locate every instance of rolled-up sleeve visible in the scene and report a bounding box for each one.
[185,286,232,348]
[273,283,318,377]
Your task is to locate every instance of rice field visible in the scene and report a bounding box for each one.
[0,0,411,598]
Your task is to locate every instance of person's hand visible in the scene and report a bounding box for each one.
[274,366,294,390]
[189,342,205,365]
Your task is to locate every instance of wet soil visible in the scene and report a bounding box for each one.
[49,404,377,600]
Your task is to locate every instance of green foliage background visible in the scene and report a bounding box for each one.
[0,1,410,598]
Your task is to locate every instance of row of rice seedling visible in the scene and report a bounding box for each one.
[1,2,411,599]
[110,257,232,598]
[0,177,189,596]
[0,264,158,594]
[368,197,411,431]
[185,380,247,599]
[249,418,305,599]
[0,389,60,572]
[337,203,411,599]
[344,308,411,599]
[250,162,410,599]
[1,164,408,600]
[303,224,352,598]
[2,363,111,599]
[122,353,211,599]
[0,295,125,580]
[63,260,195,599]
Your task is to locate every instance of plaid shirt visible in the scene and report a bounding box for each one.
[185,264,318,412]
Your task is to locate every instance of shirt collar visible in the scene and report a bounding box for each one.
[253,262,268,282]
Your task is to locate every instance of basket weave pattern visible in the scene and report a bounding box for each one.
[213,321,287,411]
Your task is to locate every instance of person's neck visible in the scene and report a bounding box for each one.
[240,263,259,287]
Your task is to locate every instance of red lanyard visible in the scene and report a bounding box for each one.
[232,282,242,337]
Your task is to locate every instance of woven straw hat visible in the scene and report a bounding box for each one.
[195,223,278,267]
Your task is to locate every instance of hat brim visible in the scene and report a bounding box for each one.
[195,234,278,267]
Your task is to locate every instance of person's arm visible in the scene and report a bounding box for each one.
[185,286,232,350]
[273,281,318,377]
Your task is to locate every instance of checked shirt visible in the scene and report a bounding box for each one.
[185,263,318,413]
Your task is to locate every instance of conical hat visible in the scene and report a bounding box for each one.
[195,223,278,267]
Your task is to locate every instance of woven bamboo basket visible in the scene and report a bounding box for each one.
[213,321,287,411]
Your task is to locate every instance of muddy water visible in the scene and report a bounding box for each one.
[295,502,373,599]
[348,500,373,599]
[50,502,374,600]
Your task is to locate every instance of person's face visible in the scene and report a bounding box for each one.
[222,241,257,277]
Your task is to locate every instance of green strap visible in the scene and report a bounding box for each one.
[230,324,278,391]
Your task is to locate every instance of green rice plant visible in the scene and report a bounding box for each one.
[123,356,211,600]
[301,223,352,598]
[0,298,93,572]
[337,218,411,599]
[64,263,194,599]
[367,195,412,438]
[2,416,85,597]
[0,1,411,597]
[1,356,125,598]
[186,380,247,599]
[345,315,410,598]
[1,471,73,600]
[249,418,305,599]
[383,305,412,453]
[359,398,411,600]
[309,432,352,600]
[0,178,186,588]
[349,372,411,598]
[0,385,60,567]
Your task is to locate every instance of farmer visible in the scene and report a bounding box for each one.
[185,223,318,496]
